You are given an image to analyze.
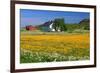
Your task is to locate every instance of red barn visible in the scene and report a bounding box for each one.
[26,25,37,31]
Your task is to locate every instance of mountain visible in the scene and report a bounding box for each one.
[79,19,90,30]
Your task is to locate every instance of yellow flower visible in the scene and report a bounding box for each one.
[21,33,90,55]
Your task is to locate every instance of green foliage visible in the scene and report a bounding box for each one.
[64,19,90,32]
[53,18,67,31]
[65,24,80,30]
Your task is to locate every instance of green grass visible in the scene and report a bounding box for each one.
[20,48,90,63]
[21,30,89,36]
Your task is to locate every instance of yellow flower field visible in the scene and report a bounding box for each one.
[20,33,90,63]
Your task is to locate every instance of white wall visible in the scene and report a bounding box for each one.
[0,0,99,73]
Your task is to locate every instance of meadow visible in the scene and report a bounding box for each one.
[20,31,90,63]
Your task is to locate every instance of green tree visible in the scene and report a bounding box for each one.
[53,18,67,32]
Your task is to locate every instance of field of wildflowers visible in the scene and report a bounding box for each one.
[20,32,90,63]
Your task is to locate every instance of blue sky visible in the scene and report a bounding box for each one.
[20,9,90,27]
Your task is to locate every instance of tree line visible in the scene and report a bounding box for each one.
[52,18,89,32]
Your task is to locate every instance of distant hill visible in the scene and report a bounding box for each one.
[39,21,53,27]
[79,19,90,30]
[79,19,89,24]
[37,21,53,32]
